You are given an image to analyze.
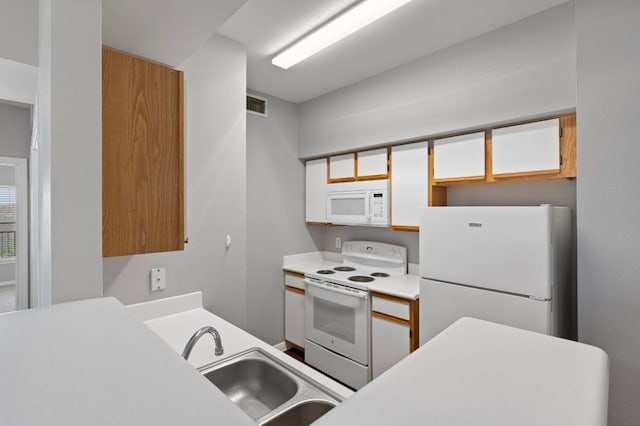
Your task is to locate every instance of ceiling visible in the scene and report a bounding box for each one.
[102,0,247,67]
[101,0,570,103]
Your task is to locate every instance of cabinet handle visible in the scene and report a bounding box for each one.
[184,237,189,244]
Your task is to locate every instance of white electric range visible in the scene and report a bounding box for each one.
[303,241,407,390]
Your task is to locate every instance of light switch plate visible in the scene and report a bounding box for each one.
[150,267,166,291]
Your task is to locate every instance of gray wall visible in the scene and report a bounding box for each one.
[103,34,250,330]
[299,2,576,158]
[37,0,103,305]
[0,0,38,66]
[576,1,640,424]
[246,91,322,344]
[0,103,31,159]
[0,165,15,184]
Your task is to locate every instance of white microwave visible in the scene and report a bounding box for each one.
[326,180,389,227]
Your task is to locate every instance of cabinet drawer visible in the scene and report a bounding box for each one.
[284,271,305,290]
[372,294,410,321]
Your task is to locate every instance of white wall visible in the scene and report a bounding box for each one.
[246,91,323,344]
[0,0,39,66]
[37,0,103,304]
[0,103,30,159]
[103,34,250,330]
[576,1,640,424]
[299,2,576,158]
[0,58,38,106]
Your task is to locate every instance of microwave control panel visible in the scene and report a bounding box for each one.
[372,193,384,218]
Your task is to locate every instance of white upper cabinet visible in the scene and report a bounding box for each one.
[491,119,560,176]
[433,132,485,180]
[305,159,327,223]
[357,148,388,178]
[328,153,355,181]
[391,142,428,228]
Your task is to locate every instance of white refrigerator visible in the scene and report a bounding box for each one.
[419,205,571,345]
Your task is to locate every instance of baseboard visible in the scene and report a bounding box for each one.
[273,341,288,351]
[0,280,16,288]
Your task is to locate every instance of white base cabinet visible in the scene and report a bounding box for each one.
[372,315,410,379]
[285,288,305,348]
[370,292,419,379]
[284,271,306,348]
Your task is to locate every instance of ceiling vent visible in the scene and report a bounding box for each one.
[247,94,267,116]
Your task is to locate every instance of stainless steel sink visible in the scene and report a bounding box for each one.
[199,348,341,425]
[203,358,298,420]
[261,401,335,426]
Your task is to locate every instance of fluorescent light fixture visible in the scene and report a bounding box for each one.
[272,0,412,69]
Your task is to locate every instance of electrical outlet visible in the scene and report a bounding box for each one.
[335,237,342,249]
[150,267,166,291]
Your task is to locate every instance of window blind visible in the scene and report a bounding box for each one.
[0,186,16,204]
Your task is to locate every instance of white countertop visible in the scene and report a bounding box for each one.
[313,317,609,426]
[132,293,353,400]
[283,251,420,299]
[0,297,254,426]
[0,297,608,426]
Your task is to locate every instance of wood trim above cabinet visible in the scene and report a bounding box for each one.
[390,225,419,232]
[285,271,305,279]
[285,285,305,295]
[372,311,409,327]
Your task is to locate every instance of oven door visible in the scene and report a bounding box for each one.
[304,279,370,365]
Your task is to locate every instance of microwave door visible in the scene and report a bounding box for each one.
[328,192,368,225]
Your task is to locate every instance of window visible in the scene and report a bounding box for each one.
[0,186,16,259]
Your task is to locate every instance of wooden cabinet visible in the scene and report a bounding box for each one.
[328,153,356,182]
[356,148,388,180]
[390,142,429,229]
[371,292,419,379]
[305,158,327,224]
[102,48,184,257]
[433,132,485,182]
[284,271,306,349]
[491,118,561,177]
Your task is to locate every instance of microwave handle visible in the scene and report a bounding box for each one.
[366,191,372,221]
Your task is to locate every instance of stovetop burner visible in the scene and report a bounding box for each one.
[348,275,375,283]
[370,272,390,278]
[334,266,356,272]
[316,269,335,275]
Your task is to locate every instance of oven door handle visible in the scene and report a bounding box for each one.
[304,279,368,299]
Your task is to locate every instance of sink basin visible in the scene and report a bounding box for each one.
[261,401,335,426]
[203,358,298,420]
[199,348,341,425]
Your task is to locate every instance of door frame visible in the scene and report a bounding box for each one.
[0,156,28,310]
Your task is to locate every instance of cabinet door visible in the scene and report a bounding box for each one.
[285,287,305,348]
[102,48,184,257]
[372,314,410,379]
[492,118,560,176]
[305,159,327,223]
[328,153,355,182]
[357,148,388,179]
[391,142,428,228]
[433,132,485,181]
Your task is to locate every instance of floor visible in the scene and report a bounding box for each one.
[0,285,16,314]
[284,347,304,363]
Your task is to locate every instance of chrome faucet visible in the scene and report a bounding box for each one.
[181,326,224,359]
